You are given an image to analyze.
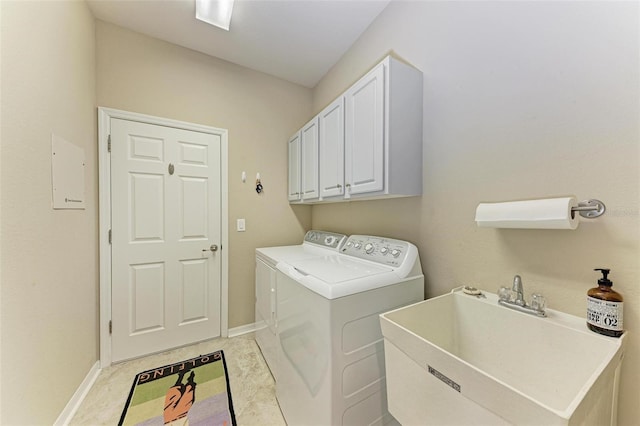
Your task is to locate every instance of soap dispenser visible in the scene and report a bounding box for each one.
[587,268,624,337]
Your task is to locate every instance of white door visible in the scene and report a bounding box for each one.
[288,132,301,201]
[345,62,385,196]
[319,97,345,199]
[110,118,221,362]
[301,117,319,200]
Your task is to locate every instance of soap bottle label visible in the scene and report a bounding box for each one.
[587,298,623,331]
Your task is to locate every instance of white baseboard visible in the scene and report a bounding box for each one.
[54,361,101,426]
[228,322,257,337]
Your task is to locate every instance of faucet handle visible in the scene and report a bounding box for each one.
[498,286,513,302]
[530,293,546,312]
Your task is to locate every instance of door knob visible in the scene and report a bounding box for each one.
[202,244,218,253]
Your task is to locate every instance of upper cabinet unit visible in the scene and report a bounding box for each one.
[288,55,423,204]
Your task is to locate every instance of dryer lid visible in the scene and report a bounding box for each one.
[288,255,392,284]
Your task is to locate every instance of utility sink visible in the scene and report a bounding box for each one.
[380,288,625,425]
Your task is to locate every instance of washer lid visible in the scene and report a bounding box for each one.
[288,255,392,283]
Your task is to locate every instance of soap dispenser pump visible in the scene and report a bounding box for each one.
[587,268,624,337]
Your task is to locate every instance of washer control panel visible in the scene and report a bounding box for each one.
[341,235,410,267]
[304,230,347,250]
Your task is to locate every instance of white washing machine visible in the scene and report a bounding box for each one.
[275,235,424,426]
[255,230,347,381]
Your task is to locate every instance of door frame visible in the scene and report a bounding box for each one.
[98,107,229,367]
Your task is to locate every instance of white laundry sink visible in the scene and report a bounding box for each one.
[380,288,626,425]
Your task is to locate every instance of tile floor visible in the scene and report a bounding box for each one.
[70,334,286,425]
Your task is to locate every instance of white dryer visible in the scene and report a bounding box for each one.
[255,230,347,381]
[275,235,424,426]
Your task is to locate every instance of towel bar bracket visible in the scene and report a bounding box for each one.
[572,199,606,219]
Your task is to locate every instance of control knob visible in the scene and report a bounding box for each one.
[325,236,336,246]
[380,247,389,255]
[391,249,401,258]
[364,243,374,254]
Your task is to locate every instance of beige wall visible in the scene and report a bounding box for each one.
[96,21,312,329]
[311,1,639,424]
[0,1,97,424]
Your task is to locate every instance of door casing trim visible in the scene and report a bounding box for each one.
[98,107,229,367]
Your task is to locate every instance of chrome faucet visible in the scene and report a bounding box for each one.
[498,275,546,317]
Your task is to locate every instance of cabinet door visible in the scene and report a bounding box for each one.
[344,62,385,196]
[319,98,345,198]
[288,132,301,201]
[301,117,319,200]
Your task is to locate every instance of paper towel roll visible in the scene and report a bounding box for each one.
[475,197,579,229]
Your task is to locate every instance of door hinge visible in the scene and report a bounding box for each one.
[107,134,111,152]
[109,320,112,334]
[108,229,112,244]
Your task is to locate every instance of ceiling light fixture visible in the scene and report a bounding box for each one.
[195,0,235,31]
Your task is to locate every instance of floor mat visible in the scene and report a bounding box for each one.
[119,350,236,426]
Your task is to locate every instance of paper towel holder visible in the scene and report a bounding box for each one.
[571,199,606,219]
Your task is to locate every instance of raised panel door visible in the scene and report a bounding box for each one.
[319,98,345,198]
[288,132,301,201]
[344,62,385,196]
[301,118,319,200]
[111,118,221,362]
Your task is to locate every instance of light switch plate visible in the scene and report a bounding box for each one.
[237,218,246,232]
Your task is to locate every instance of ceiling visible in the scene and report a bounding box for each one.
[87,0,391,88]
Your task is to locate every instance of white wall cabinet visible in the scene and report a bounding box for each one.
[289,55,423,204]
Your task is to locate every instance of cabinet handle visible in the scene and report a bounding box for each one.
[337,184,342,189]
